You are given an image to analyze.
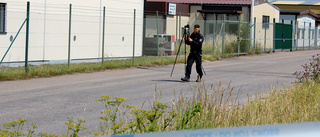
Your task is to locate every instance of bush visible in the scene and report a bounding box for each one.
[293,54,320,82]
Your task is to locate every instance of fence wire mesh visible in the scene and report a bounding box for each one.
[1,2,320,68]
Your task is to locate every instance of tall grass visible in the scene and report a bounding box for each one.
[172,81,320,129]
[2,81,320,136]
[92,81,320,136]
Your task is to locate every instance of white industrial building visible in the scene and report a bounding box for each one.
[0,0,144,63]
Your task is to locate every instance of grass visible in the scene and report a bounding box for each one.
[0,55,226,81]
[90,81,320,136]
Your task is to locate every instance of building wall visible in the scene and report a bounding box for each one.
[296,14,316,48]
[0,0,144,62]
[254,3,279,23]
[297,14,316,28]
[145,14,189,39]
[166,15,177,36]
[166,15,191,39]
[189,5,205,33]
[240,6,250,22]
[280,15,295,24]
[254,3,279,50]
[145,2,190,39]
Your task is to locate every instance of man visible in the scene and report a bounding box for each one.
[181,24,204,82]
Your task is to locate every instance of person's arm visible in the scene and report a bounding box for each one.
[184,36,191,45]
[189,34,204,46]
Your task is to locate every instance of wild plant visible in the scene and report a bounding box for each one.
[0,118,37,137]
[293,54,320,82]
[177,102,203,130]
[38,132,58,137]
[62,117,87,137]
[129,101,172,133]
[95,96,134,135]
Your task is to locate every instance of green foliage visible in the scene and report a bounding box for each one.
[178,102,203,130]
[0,118,87,137]
[95,96,133,135]
[38,132,58,137]
[224,40,238,54]
[239,22,250,53]
[63,117,87,137]
[128,101,171,133]
[247,43,263,55]
[1,119,41,137]
[1,118,28,137]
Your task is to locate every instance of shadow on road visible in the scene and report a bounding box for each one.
[152,79,186,83]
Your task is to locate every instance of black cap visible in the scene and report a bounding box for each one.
[194,24,200,28]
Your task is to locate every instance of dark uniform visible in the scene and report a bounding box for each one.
[182,25,204,82]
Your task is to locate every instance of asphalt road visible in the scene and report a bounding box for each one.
[0,50,319,135]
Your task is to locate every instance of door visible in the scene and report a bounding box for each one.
[274,23,293,51]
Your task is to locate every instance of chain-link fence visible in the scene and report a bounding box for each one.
[1,1,320,68]
[0,1,143,68]
[143,14,320,57]
[295,22,320,50]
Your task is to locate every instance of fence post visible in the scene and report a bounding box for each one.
[303,22,305,50]
[296,22,299,50]
[68,4,72,69]
[282,19,284,51]
[25,1,30,73]
[133,9,136,65]
[102,6,105,66]
[176,13,178,42]
[273,18,275,52]
[248,20,251,52]
[316,27,318,49]
[195,13,197,24]
[264,22,267,52]
[213,14,216,55]
[291,20,293,52]
[179,12,181,49]
[222,14,225,54]
[309,22,311,50]
[156,11,159,57]
[238,20,241,57]
[254,17,256,50]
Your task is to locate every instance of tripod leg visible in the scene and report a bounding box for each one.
[202,65,206,75]
[170,35,186,77]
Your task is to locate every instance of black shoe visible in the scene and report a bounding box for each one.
[196,75,202,82]
[181,76,190,82]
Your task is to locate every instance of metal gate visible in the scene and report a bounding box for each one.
[274,23,293,52]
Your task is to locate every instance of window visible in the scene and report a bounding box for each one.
[0,3,6,34]
[262,16,269,23]
[262,15,269,29]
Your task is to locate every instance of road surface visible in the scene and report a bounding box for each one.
[0,50,318,135]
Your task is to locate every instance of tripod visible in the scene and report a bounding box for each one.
[170,27,188,77]
[170,27,206,77]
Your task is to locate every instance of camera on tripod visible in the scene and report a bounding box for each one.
[183,24,190,39]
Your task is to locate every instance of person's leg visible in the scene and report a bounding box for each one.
[182,54,194,82]
[185,54,195,78]
[195,53,203,82]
